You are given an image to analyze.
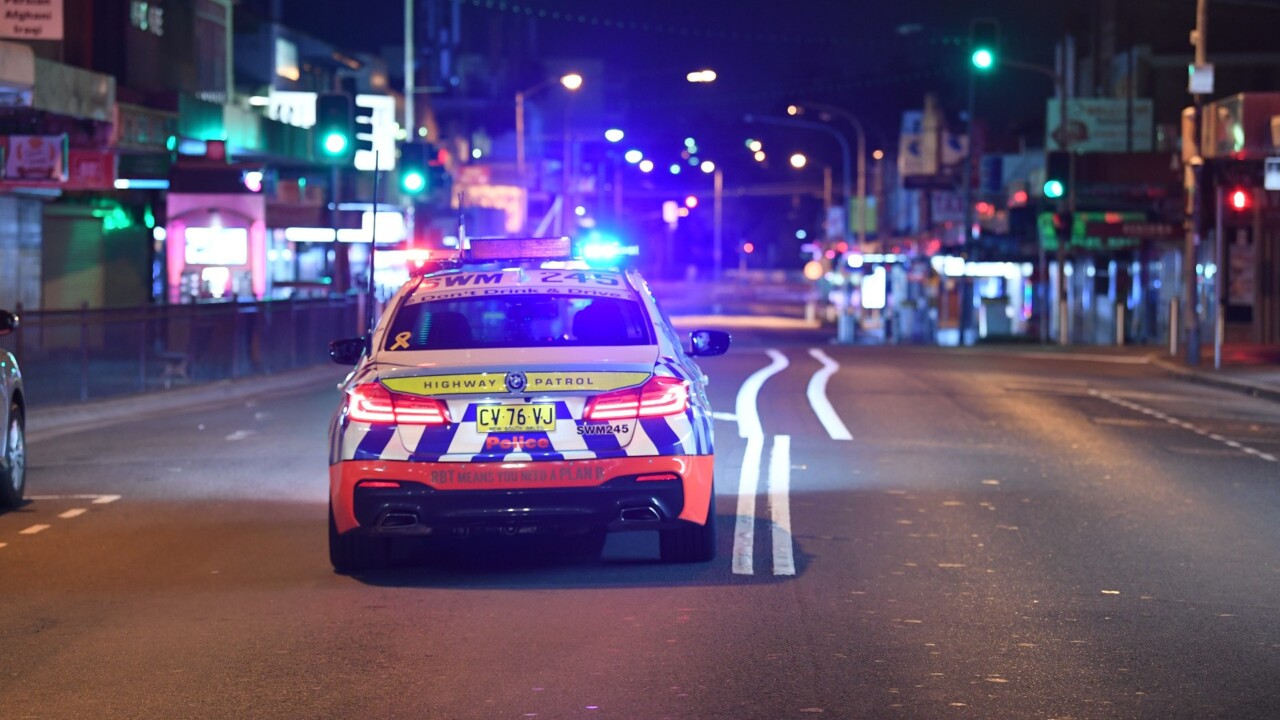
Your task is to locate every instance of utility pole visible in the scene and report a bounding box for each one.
[404,0,414,134]
[1185,0,1209,365]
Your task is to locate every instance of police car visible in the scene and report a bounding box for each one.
[326,238,730,572]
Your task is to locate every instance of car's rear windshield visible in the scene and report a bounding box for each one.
[383,293,653,351]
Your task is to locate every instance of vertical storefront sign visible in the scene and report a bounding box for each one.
[1,0,64,40]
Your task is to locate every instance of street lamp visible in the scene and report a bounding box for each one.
[988,54,1071,345]
[778,102,867,250]
[515,72,583,189]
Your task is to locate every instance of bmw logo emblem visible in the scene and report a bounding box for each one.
[504,371,528,393]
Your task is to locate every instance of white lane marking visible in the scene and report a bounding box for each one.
[768,435,795,576]
[27,494,122,504]
[58,508,88,519]
[732,434,765,575]
[1090,390,1278,463]
[806,349,853,441]
[0,543,7,550]
[735,349,789,439]
[225,430,254,441]
[712,411,739,422]
[19,525,50,535]
[732,350,792,576]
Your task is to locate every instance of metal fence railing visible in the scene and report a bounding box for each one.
[0,297,360,406]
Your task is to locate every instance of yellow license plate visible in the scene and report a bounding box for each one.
[475,404,557,433]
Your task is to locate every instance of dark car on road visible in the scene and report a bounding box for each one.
[1,309,25,509]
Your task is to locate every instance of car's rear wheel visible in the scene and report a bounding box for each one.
[329,501,388,573]
[659,487,716,563]
[0,403,25,510]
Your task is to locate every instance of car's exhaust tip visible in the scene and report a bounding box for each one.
[618,506,661,523]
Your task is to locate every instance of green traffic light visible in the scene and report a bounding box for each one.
[323,132,349,156]
[401,171,426,194]
[971,48,995,70]
[1043,179,1065,199]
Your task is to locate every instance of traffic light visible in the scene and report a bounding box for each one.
[1227,187,1252,212]
[314,94,354,163]
[398,142,431,196]
[969,19,999,71]
[1043,151,1068,199]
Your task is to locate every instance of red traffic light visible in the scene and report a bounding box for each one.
[1228,188,1251,211]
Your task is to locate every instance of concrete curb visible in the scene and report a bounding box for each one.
[27,365,349,441]
[1148,354,1280,404]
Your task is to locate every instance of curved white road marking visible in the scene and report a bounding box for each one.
[732,350,790,575]
[735,350,789,439]
[769,435,795,575]
[806,349,853,441]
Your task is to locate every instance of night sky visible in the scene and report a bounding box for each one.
[275,0,1280,161]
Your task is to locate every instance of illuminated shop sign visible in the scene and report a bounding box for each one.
[130,1,163,36]
[185,227,249,265]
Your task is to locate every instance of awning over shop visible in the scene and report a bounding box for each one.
[31,58,115,122]
[0,42,35,96]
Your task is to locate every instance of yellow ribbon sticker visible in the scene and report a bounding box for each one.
[390,331,412,351]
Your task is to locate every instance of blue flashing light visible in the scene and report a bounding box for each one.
[578,231,639,266]
[624,149,644,164]
[605,128,625,143]
[669,164,682,175]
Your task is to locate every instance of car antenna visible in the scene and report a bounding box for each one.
[457,191,468,251]
[364,150,381,338]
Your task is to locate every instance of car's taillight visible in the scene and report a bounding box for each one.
[348,383,450,425]
[584,376,689,421]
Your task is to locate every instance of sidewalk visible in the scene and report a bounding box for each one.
[26,365,348,442]
[1147,344,1280,404]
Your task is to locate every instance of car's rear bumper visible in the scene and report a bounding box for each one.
[329,455,713,535]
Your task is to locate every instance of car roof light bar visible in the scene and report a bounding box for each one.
[462,236,574,263]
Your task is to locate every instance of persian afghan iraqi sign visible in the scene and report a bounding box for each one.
[1,0,63,40]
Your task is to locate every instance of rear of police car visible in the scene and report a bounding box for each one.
[327,239,718,571]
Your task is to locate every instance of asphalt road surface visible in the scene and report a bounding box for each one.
[3,335,1279,719]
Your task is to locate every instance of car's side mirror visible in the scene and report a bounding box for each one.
[329,336,367,365]
[688,329,731,357]
[0,310,18,337]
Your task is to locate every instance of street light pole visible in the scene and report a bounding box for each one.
[787,103,867,250]
[1185,0,1209,366]
[713,167,723,283]
[514,73,582,234]
[998,54,1071,344]
[404,0,413,134]
[743,113,852,215]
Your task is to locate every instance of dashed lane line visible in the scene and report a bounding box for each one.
[26,494,121,504]
[1090,390,1278,463]
[1,495,123,551]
